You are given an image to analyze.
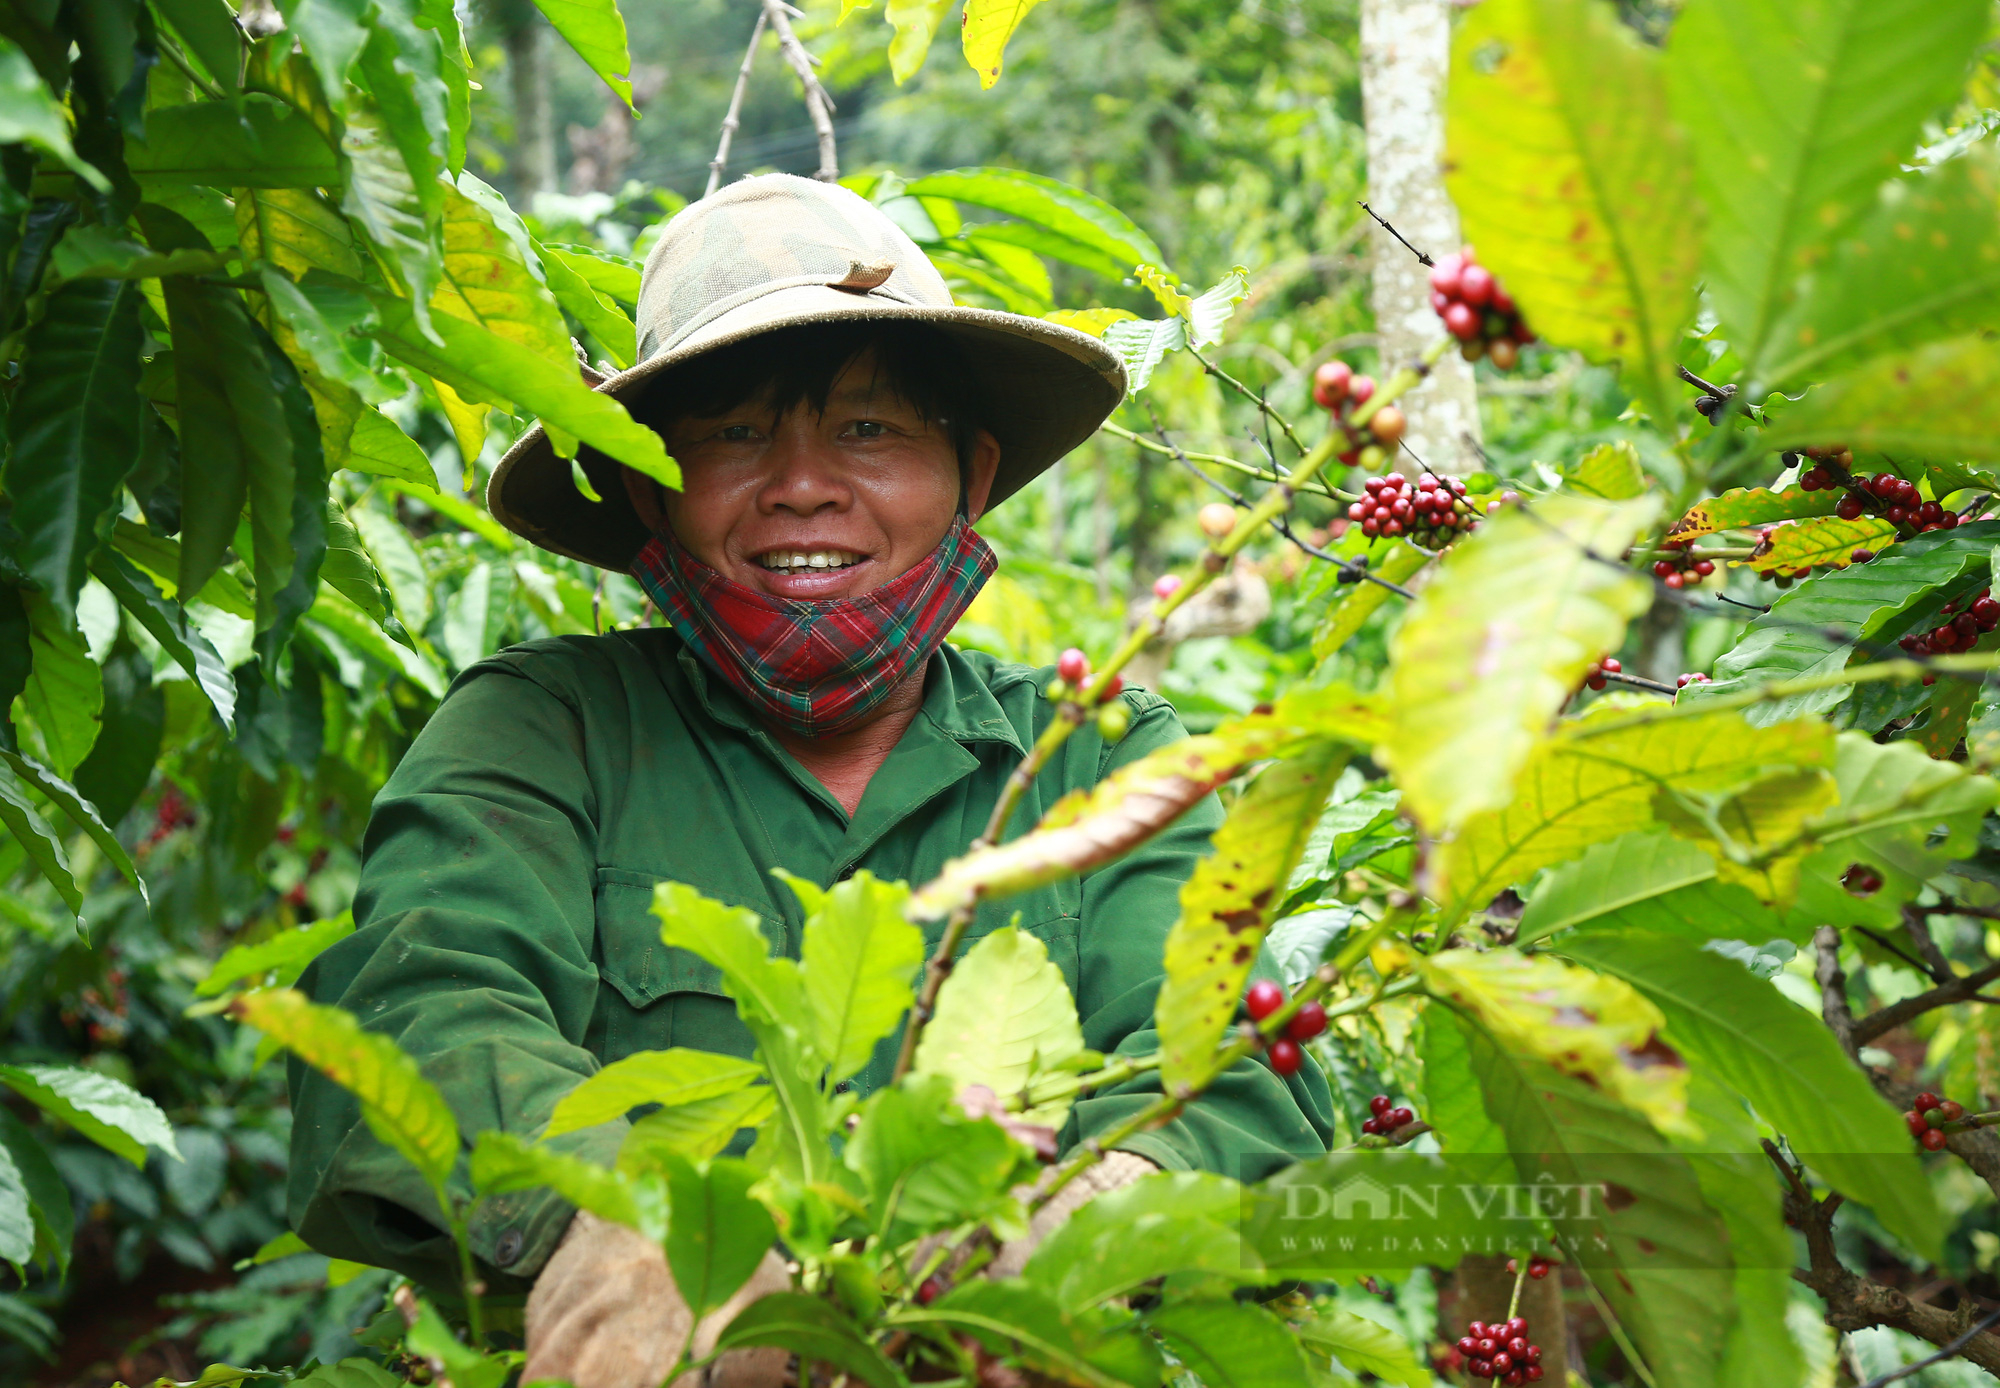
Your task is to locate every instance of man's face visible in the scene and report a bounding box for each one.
[626,351,1000,600]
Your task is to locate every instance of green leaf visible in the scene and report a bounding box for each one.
[1438,705,1834,925]
[844,1073,1027,1242]
[230,988,458,1191]
[321,504,390,622]
[0,748,147,906]
[163,277,273,601]
[539,236,635,369]
[245,1230,312,1265]
[403,1293,509,1388]
[286,1360,401,1388]
[1146,1300,1311,1388]
[1310,540,1433,663]
[1667,0,1987,388]
[1569,877,1796,945]
[1764,335,2000,463]
[661,1154,777,1320]
[913,926,1083,1128]
[1100,315,1185,395]
[52,224,229,280]
[6,279,145,612]
[885,0,956,83]
[1290,1307,1431,1387]
[0,758,81,924]
[355,6,448,264]
[1019,1170,1251,1307]
[1157,742,1346,1093]
[1655,765,1839,909]
[369,285,677,485]
[0,1141,34,1268]
[1416,1009,1506,1154]
[256,265,398,407]
[436,177,572,371]
[1562,441,1648,501]
[197,914,355,996]
[908,685,1388,922]
[91,551,238,730]
[905,168,1167,282]
[109,518,254,617]
[346,407,434,487]
[0,1107,72,1276]
[349,505,432,630]
[128,96,339,187]
[338,94,440,321]
[531,0,634,105]
[1811,733,1999,902]
[0,1064,178,1167]
[619,1087,776,1168]
[788,869,924,1084]
[545,1048,764,1139]
[18,592,102,778]
[0,38,109,187]
[151,0,242,94]
[1559,929,1940,1260]
[714,1293,905,1388]
[1421,948,1688,1132]
[543,242,640,304]
[1665,485,1841,543]
[307,585,447,698]
[960,0,1043,86]
[470,1130,643,1234]
[1516,827,1717,944]
[440,561,513,670]
[248,314,330,664]
[72,640,165,827]
[1687,523,1998,724]
[905,1280,1155,1388]
[1462,1020,1730,1388]
[1387,493,1658,831]
[1446,0,1698,422]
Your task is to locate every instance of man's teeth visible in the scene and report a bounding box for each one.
[759,550,864,572]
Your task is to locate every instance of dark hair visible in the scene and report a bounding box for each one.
[630,320,988,479]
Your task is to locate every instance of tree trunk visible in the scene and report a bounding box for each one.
[507,18,558,200]
[1359,0,1483,475]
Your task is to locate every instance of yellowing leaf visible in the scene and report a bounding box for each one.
[961,0,1042,87]
[1563,441,1647,500]
[914,927,1082,1128]
[1666,485,1841,542]
[544,1049,764,1139]
[886,0,954,83]
[1387,493,1658,831]
[1134,263,1192,317]
[1654,768,1839,908]
[1422,949,1690,1134]
[1738,514,1897,574]
[620,1087,776,1168]
[1156,742,1347,1092]
[1042,307,1137,338]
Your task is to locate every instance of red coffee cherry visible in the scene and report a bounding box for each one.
[1922,1127,1950,1151]
[1268,1038,1303,1075]
[1246,979,1285,1020]
[1312,359,1354,409]
[1057,648,1088,684]
[1287,1000,1327,1041]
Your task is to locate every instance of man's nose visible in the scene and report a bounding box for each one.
[757,416,850,515]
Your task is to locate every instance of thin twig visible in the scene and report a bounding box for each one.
[704,8,768,197]
[1599,669,1681,696]
[1858,1310,2000,1388]
[1097,420,1343,500]
[1854,926,1938,980]
[1184,343,1314,460]
[763,0,837,182]
[1356,201,1433,266]
[1817,926,1858,1059]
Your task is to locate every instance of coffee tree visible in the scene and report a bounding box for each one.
[4,0,2000,1382]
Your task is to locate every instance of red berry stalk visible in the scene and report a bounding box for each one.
[1429,248,1533,368]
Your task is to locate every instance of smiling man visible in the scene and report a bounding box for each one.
[287,175,1332,1387]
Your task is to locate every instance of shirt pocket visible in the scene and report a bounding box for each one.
[593,866,789,1008]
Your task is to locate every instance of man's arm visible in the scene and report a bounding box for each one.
[287,656,621,1289]
[1063,693,1337,1180]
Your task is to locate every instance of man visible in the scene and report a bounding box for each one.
[288,175,1333,1386]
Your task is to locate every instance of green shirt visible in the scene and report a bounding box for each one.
[287,630,1333,1290]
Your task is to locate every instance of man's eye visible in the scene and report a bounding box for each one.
[717,424,757,441]
[852,420,888,438]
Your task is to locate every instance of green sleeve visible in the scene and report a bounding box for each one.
[1062,695,1336,1180]
[286,660,622,1291]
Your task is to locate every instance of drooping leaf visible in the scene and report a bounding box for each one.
[435,177,572,371]
[1559,930,1940,1260]
[338,95,440,323]
[907,685,1387,922]
[1516,828,1718,944]
[530,0,634,105]
[1667,0,1987,387]
[960,0,1042,87]
[714,1293,904,1388]
[6,278,146,612]
[1387,493,1659,830]
[1146,1299,1313,1388]
[0,1107,72,1276]
[230,988,458,1191]
[440,562,513,670]
[914,926,1082,1128]
[1438,705,1833,924]
[197,914,355,996]
[350,506,432,629]
[151,0,242,94]
[787,869,924,1084]
[1019,1171,1254,1307]
[543,242,639,304]
[660,1153,777,1321]
[904,1280,1157,1388]
[0,758,82,924]
[127,96,340,187]
[0,1064,178,1167]
[248,316,330,665]
[307,586,448,698]
[469,1130,644,1235]
[1100,315,1184,395]
[1739,514,1897,575]
[109,519,255,617]
[1157,741,1346,1092]
[163,276,274,601]
[619,1087,776,1169]
[844,1074,1028,1242]
[1665,485,1841,542]
[0,38,109,186]
[52,224,228,280]
[17,592,102,778]
[1,748,147,905]
[354,6,449,276]
[345,407,434,488]
[544,1048,764,1139]
[90,551,238,729]
[1420,948,1689,1132]
[71,640,164,827]
[1447,0,1699,422]
[539,237,635,369]
[0,1141,35,1268]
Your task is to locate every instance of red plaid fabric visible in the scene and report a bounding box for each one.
[631,516,997,738]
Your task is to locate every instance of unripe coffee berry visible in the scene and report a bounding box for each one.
[1246,979,1285,1020]
[1268,1038,1303,1076]
[1197,502,1237,538]
[1370,405,1407,446]
[1097,702,1130,743]
[1056,648,1088,684]
[1153,573,1182,601]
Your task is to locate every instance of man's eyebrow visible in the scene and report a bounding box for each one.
[828,383,921,409]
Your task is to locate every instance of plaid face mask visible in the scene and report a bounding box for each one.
[631,515,997,739]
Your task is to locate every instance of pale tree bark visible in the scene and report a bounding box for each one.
[506,16,558,200]
[1359,0,1483,475]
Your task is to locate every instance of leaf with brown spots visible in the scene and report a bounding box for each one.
[1665,485,1841,543]
[1155,740,1349,1092]
[1734,514,1897,575]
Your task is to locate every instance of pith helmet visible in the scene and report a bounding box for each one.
[488,173,1128,569]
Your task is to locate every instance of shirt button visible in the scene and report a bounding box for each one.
[494,1228,524,1267]
[837,866,855,881]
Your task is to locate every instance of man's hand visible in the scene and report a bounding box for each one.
[523,1211,791,1388]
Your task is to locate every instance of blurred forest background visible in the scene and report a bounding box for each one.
[0,0,1686,1381]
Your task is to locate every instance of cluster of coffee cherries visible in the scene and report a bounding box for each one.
[1344,471,1480,549]
[1832,472,1965,534]
[1245,979,1326,1077]
[1430,248,1533,368]
[1649,537,1716,590]
[1906,1091,1967,1152]
[1583,657,1622,691]
[1507,1256,1555,1280]
[1453,1314,1546,1382]
[1896,589,1999,684]
[1314,360,1408,465]
[140,783,196,854]
[1052,647,1130,743]
[1360,1093,1418,1137]
[1674,672,1712,691]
